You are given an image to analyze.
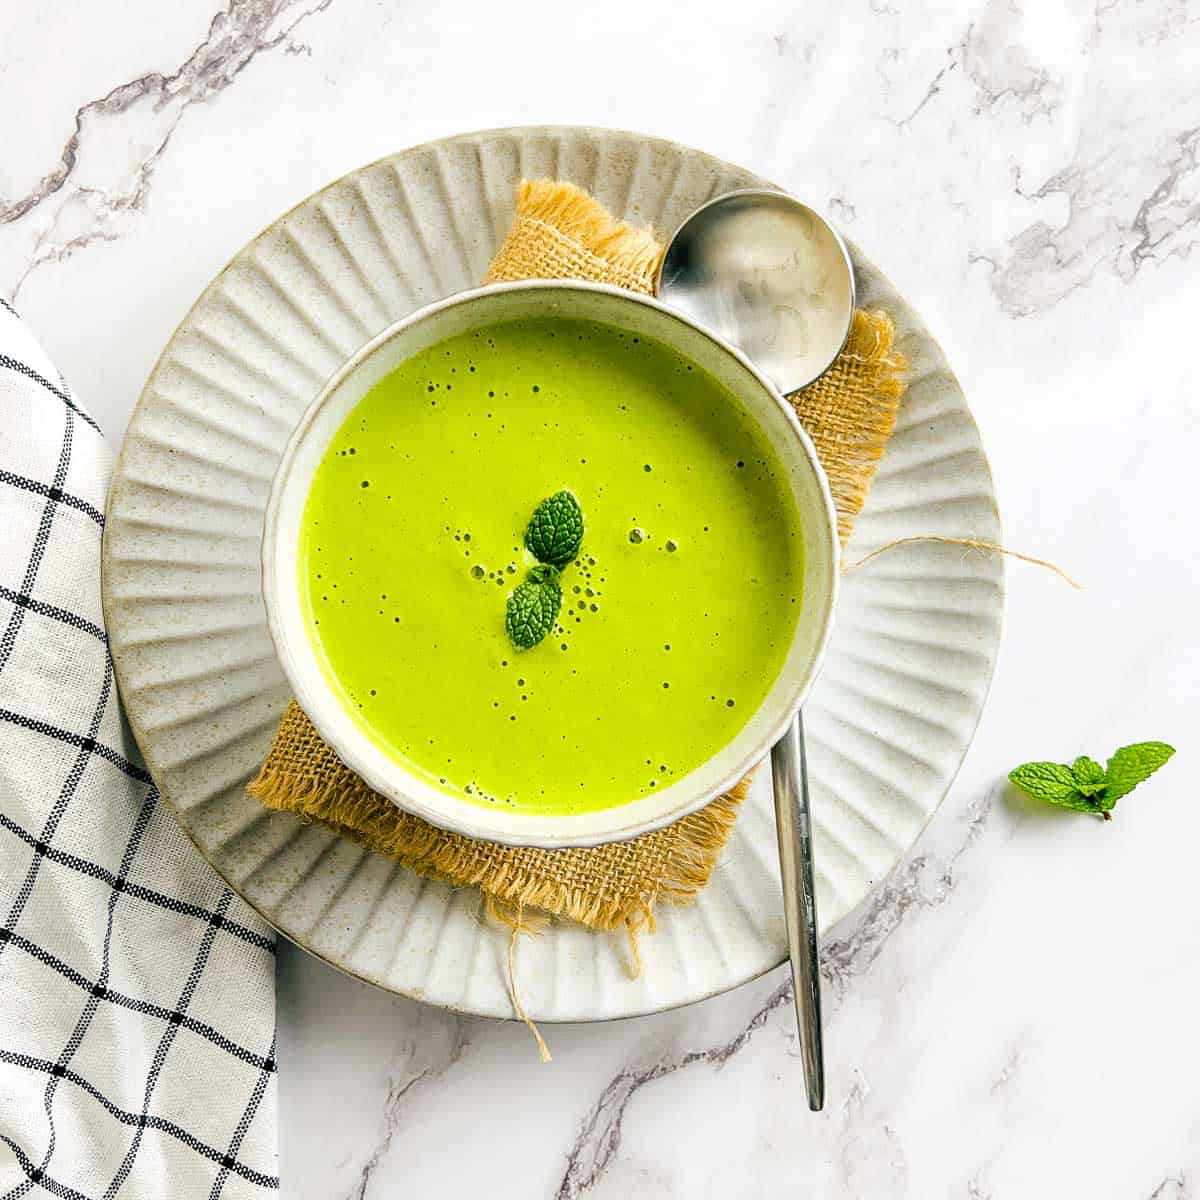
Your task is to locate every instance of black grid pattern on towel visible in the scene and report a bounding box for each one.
[0,307,278,1197]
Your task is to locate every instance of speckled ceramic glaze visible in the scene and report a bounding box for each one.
[102,126,1003,1021]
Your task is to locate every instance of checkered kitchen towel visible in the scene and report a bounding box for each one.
[0,301,278,1198]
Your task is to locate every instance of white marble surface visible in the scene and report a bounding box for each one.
[4,1,1198,1195]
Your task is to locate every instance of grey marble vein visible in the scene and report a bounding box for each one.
[822,792,991,1003]
[988,1037,1023,1095]
[892,1,1062,132]
[967,1170,994,1200]
[894,52,959,131]
[554,981,793,1200]
[344,1016,470,1200]
[1148,1174,1189,1200]
[1095,0,1198,47]
[988,116,1200,317]
[828,196,858,225]
[980,0,1200,317]
[962,0,1062,123]
[347,1068,430,1200]
[753,27,822,162]
[1,0,336,301]
[554,792,994,1198]
[836,1074,908,1196]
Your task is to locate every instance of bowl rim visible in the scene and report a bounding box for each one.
[262,278,840,848]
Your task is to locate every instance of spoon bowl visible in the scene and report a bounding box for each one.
[656,189,856,394]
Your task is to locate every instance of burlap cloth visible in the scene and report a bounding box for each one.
[249,179,907,949]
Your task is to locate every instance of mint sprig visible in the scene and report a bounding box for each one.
[1009,741,1174,819]
[504,493,584,650]
[525,490,584,568]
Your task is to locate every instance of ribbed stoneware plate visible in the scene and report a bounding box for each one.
[103,126,1002,1021]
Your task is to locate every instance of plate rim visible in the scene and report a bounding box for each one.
[102,123,1005,1021]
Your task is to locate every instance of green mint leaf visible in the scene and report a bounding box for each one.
[1101,741,1175,808]
[505,566,561,649]
[525,490,584,567]
[1045,792,1108,814]
[1008,761,1080,804]
[1070,756,1107,798]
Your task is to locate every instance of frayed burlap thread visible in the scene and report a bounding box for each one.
[249,179,907,971]
[481,179,662,293]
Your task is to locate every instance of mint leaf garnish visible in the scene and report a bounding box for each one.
[505,565,561,649]
[1102,741,1175,807]
[525,490,584,567]
[1008,741,1175,819]
[1070,756,1106,798]
[1008,762,1078,803]
[503,493,583,649]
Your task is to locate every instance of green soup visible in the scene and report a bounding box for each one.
[299,317,803,815]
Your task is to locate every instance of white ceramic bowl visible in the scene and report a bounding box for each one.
[262,280,839,847]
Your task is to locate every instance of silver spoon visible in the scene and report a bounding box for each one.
[656,189,855,1112]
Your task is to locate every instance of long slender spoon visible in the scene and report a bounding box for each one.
[770,712,823,1108]
[656,189,855,1111]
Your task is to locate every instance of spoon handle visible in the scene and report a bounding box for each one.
[771,712,825,1111]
